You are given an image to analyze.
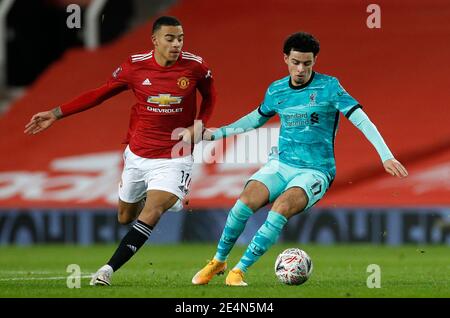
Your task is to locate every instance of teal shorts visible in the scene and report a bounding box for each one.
[248,158,330,210]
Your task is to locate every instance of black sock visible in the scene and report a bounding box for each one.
[107,220,153,271]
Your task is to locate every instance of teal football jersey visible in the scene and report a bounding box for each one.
[259,72,360,180]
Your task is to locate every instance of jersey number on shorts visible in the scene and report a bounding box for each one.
[311,180,322,195]
[180,170,191,189]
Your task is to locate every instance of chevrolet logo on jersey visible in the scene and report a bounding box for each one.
[147,94,182,107]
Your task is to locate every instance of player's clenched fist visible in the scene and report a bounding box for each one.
[202,128,216,141]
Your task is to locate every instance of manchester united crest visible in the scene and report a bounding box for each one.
[177,77,190,89]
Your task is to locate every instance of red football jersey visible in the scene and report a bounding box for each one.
[60,50,216,158]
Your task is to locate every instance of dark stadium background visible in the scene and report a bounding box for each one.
[0,0,448,272]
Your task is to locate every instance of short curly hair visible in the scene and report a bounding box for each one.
[283,32,320,56]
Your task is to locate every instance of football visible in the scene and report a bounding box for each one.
[274,248,313,285]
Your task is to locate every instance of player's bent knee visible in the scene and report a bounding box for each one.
[137,205,167,226]
[272,201,291,215]
[117,205,139,225]
[117,212,135,225]
[144,205,167,217]
[239,194,263,212]
[239,195,254,210]
[272,195,308,218]
[239,182,269,211]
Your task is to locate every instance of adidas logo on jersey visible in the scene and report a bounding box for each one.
[142,78,152,86]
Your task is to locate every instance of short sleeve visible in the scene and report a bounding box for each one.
[331,78,360,117]
[258,87,276,117]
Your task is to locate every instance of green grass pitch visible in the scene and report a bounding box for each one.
[0,244,448,298]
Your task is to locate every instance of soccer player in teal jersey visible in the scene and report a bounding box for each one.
[192,32,408,286]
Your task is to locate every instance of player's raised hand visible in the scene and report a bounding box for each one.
[383,158,408,178]
[24,110,60,135]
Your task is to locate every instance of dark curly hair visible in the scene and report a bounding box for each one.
[283,32,320,56]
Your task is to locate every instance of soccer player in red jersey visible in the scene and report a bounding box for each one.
[24,16,216,286]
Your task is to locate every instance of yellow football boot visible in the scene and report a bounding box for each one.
[225,268,248,286]
[192,259,227,285]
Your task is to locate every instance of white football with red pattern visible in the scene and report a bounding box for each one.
[274,248,313,285]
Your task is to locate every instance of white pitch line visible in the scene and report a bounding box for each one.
[0,275,93,281]
[0,271,54,274]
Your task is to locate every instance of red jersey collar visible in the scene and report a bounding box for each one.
[151,50,183,69]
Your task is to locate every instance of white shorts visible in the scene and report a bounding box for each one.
[118,146,193,211]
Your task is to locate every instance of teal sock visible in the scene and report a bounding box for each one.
[214,200,253,262]
[235,211,288,272]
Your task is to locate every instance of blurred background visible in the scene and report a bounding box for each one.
[0,0,449,246]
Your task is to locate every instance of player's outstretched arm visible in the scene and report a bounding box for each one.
[24,81,128,136]
[383,158,408,178]
[203,108,271,141]
[347,107,408,178]
[24,107,62,135]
